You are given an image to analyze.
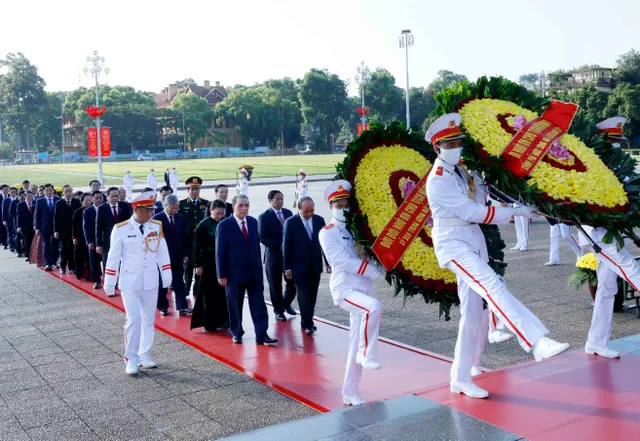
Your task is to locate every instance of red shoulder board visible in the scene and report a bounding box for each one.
[435,166,444,176]
[323,224,334,230]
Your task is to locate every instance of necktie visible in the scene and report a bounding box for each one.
[67,200,71,208]
[170,215,174,229]
[28,203,32,213]
[139,224,144,235]
[277,211,284,226]
[305,219,312,239]
[241,220,248,242]
[193,199,197,206]
[48,199,52,210]
[112,205,118,221]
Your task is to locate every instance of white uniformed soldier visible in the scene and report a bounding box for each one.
[147,169,158,190]
[237,168,249,197]
[123,170,134,202]
[294,169,308,207]
[104,190,172,375]
[577,116,639,359]
[318,180,384,406]
[426,113,569,399]
[169,167,179,195]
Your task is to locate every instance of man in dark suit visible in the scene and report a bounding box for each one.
[35,183,60,270]
[156,186,173,215]
[17,192,35,262]
[258,190,296,322]
[216,194,277,345]
[54,185,82,274]
[83,191,104,288]
[154,193,190,316]
[9,190,24,257]
[164,169,171,186]
[178,177,209,295]
[72,193,92,280]
[96,186,132,270]
[214,184,233,218]
[2,186,18,252]
[0,184,8,248]
[283,196,326,334]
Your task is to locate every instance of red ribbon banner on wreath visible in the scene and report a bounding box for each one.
[500,100,578,178]
[371,173,431,271]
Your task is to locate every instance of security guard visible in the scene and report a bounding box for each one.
[426,113,569,399]
[237,168,250,197]
[104,190,172,375]
[318,180,384,406]
[178,176,209,296]
[294,169,308,207]
[579,116,640,359]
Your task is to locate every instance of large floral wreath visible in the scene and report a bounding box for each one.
[335,122,506,319]
[434,76,640,243]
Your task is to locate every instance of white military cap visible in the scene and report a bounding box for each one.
[425,113,465,145]
[132,190,157,209]
[596,116,627,141]
[323,180,352,204]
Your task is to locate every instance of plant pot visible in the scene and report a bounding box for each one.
[588,282,597,301]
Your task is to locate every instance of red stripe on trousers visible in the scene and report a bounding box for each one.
[451,260,532,349]
[344,298,371,357]
[357,260,366,275]
[600,252,640,292]
[491,311,497,328]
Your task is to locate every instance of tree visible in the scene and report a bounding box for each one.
[406,87,436,129]
[518,73,541,92]
[427,70,468,93]
[262,78,303,147]
[298,68,347,149]
[551,86,609,123]
[174,78,197,87]
[604,82,640,142]
[169,94,214,147]
[616,49,640,86]
[32,92,64,151]
[0,52,47,149]
[363,68,404,124]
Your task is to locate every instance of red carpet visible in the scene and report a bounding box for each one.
[417,350,640,441]
[48,270,454,412]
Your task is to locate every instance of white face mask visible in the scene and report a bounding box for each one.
[611,142,621,149]
[332,207,346,222]
[439,147,463,166]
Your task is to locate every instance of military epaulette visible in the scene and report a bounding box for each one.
[116,220,129,228]
[323,223,334,230]
[150,219,163,228]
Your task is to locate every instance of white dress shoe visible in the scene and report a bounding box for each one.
[470,365,483,377]
[544,261,560,266]
[356,355,381,370]
[138,360,158,369]
[488,329,514,344]
[585,342,620,358]
[519,247,529,252]
[532,337,570,362]
[343,394,366,406]
[510,245,521,251]
[450,381,489,399]
[125,362,139,375]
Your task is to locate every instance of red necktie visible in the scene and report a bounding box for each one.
[112,205,118,221]
[28,203,32,213]
[241,220,248,242]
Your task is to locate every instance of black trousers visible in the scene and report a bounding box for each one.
[74,243,89,280]
[158,261,189,311]
[184,258,200,296]
[266,260,296,314]
[0,222,6,246]
[88,249,102,283]
[293,269,321,329]
[22,229,34,257]
[59,236,75,271]
[41,232,59,266]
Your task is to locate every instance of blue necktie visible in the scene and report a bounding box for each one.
[48,199,53,210]
[305,219,312,240]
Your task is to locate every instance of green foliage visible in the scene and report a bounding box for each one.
[32,92,63,151]
[363,68,403,124]
[169,93,213,147]
[427,70,468,94]
[408,87,436,130]
[174,78,197,87]
[568,267,597,290]
[615,49,640,86]
[0,142,12,160]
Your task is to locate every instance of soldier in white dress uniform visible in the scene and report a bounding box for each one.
[294,169,308,207]
[104,190,172,375]
[578,116,639,359]
[169,167,179,195]
[147,169,158,190]
[318,180,384,406]
[123,170,134,202]
[425,113,569,399]
[237,168,250,197]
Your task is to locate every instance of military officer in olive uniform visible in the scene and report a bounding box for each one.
[178,176,209,295]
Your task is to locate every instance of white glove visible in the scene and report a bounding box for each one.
[513,206,538,218]
[104,285,116,296]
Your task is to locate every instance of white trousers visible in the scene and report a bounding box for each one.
[514,216,530,249]
[339,291,382,396]
[125,186,133,202]
[588,245,640,347]
[549,224,582,263]
[446,251,549,383]
[122,288,157,365]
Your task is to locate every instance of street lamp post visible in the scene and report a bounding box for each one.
[83,50,110,187]
[399,29,414,128]
[355,62,371,128]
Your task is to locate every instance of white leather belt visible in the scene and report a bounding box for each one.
[433,218,475,227]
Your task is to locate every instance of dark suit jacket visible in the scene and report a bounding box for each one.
[17,201,35,232]
[2,197,15,226]
[224,202,233,218]
[72,207,87,245]
[258,207,293,266]
[83,205,99,245]
[35,196,60,234]
[216,216,263,285]
[54,198,82,239]
[153,211,188,263]
[96,201,132,249]
[283,214,325,276]
[9,198,20,222]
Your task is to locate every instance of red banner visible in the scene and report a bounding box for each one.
[100,127,111,157]
[356,123,370,137]
[87,128,98,157]
[500,100,578,178]
[371,173,431,270]
[87,127,111,157]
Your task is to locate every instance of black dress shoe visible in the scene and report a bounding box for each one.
[285,306,297,315]
[60,269,66,274]
[25,258,30,262]
[16,253,24,258]
[44,265,52,271]
[220,322,231,329]
[160,309,169,316]
[275,313,287,322]
[257,335,278,346]
[232,336,242,344]
[304,327,315,336]
[93,282,101,289]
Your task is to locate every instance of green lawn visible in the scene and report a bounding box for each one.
[0,154,343,188]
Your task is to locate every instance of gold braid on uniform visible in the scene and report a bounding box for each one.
[458,165,476,200]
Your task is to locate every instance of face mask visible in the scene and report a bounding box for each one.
[439,147,463,166]
[332,207,346,222]
[611,143,621,149]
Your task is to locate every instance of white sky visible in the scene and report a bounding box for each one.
[1,0,638,95]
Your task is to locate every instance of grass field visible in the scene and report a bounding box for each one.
[0,154,343,188]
